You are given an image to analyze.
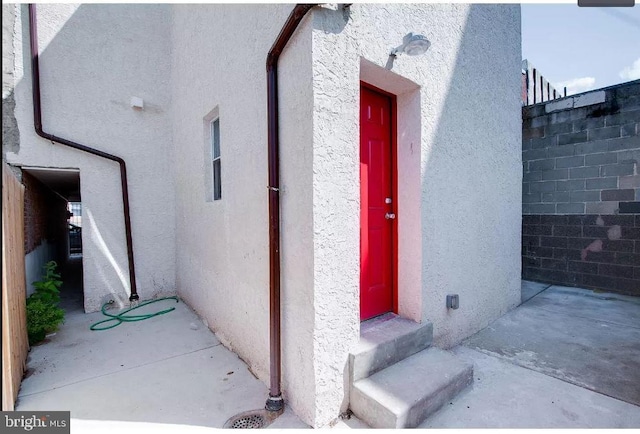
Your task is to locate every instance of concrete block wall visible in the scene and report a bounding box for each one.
[522,215,639,295]
[522,80,640,296]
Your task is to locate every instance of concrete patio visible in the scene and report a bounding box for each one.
[16,260,309,431]
[16,273,640,430]
[420,281,640,428]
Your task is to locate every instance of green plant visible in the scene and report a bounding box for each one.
[27,261,65,345]
[26,297,64,345]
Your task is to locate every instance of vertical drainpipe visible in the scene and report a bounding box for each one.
[265,3,318,412]
[28,4,139,302]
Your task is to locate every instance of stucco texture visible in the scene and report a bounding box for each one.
[6,3,522,429]
[7,4,176,311]
[309,3,522,425]
[170,4,320,426]
[3,3,20,158]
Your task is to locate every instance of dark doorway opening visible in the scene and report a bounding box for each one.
[21,167,84,314]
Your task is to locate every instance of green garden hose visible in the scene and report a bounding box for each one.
[90,296,179,331]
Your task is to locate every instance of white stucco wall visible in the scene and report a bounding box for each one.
[173,3,521,428]
[170,4,320,426]
[7,4,176,311]
[6,3,521,428]
[309,3,522,425]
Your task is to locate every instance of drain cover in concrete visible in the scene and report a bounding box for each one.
[224,410,280,429]
[227,414,265,429]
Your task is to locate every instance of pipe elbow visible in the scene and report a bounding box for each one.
[34,127,53,143]
[34,126,46,139]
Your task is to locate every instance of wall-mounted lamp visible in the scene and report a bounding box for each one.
[391,33,431,57]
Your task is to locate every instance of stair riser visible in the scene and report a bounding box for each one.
[351,364,473,428]
[403,364,473,428]
[350,322,433,382]
[350,386,397,428]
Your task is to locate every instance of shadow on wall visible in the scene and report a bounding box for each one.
[7,2,523,428]
[313,4,349,35]
[14,4,131,309]
[12,4,175,310]
[419,4,522,347]
[308,3,522,426]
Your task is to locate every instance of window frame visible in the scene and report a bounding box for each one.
[210,118,221,201]
[203,106,221,203]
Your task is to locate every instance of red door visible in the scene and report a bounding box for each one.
[360,85,394,321]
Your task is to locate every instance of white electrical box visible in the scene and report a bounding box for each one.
[130,96,144,109]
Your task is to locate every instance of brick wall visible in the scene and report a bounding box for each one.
[23,171,68,256]
[522,80,640,296]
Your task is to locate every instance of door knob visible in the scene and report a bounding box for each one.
[385,213,396,220]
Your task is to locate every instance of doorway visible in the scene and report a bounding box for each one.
[360,84,396,321]
[21,167,84,314]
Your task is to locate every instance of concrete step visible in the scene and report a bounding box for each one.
[350,347,474,428]
[350,313,433,382]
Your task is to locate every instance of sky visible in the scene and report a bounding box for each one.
[521,4,640,95]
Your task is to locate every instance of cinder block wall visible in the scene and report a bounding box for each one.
[522,80,640,296]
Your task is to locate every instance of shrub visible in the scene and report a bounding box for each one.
[31,261,62,305]
[26,297,65,345]
[27,261,65,345]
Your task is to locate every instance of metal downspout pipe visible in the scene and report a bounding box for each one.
[265,3,318,412]
[30,1,317,411]
[28,4,139,302]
